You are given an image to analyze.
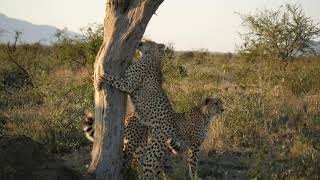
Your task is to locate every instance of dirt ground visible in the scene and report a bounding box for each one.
[60,145,94,180]
[0,135,80,180]
[0,136,249,180]
[60,145,249,180]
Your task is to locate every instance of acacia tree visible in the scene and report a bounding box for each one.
[239,3,320,62]
[89,0,163,179]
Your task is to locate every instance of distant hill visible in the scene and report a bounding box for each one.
[0,13,78,44]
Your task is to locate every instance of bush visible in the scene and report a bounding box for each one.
[239,3,320,62]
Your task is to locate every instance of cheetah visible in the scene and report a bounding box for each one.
[83,111,148,167]
[94,40,186,179]
[175,97,224,179]
[83,97,224,179]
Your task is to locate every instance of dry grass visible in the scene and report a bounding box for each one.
[164,52,320,179]
[0,43,319,179]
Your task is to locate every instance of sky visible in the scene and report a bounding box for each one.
[0,0,319,52]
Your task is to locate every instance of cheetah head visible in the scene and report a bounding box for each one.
[202,97,224,120]
[137,40,165,61]
[83,112,94,130]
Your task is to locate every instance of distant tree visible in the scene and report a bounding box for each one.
[53,25,103,73]
[80,23,104,59]
[164,43,175,60]
[4,31,33,88]
[239,3,320,62]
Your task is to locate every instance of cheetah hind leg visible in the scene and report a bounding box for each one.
[142,132,167,180]
[123,145,134,169]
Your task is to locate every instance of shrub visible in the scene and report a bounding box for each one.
[239,3,320,62]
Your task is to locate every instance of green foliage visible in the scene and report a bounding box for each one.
[285,59,320,96]
[53,24,103,73]
[0,30,95,153]
[239,3,320,62]
[122,167,140,180]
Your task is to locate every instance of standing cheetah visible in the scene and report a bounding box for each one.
[95,40,186,179]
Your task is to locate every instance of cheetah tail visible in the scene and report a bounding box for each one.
[166,138,184,155]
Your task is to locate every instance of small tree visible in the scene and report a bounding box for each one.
[239,3,320,62]
[53,25,103,73]
[4,31,33,88]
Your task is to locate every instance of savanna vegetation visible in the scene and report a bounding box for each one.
[0,3,319,180]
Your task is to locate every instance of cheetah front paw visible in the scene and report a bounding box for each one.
[94,75,106,91]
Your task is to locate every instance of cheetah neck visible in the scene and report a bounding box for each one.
[189,106,210,125]
[140,54,162,67]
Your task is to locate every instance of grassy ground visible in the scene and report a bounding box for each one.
[0,42,319,179]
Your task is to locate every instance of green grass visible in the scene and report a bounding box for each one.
[0,41,319,179]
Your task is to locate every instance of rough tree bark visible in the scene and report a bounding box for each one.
[89,0,163,179]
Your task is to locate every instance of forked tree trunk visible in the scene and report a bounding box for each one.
[89,0,163,179]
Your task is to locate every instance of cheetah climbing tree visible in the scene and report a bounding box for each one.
[89,0,163,179]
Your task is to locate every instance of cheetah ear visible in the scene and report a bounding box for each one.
[202,105,209,115]
[205,97,212,105]
[87,111,93,117]
[85,112,94,122]
[160,44,165,49]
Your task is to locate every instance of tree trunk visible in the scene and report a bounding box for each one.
[89,0,163,179]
